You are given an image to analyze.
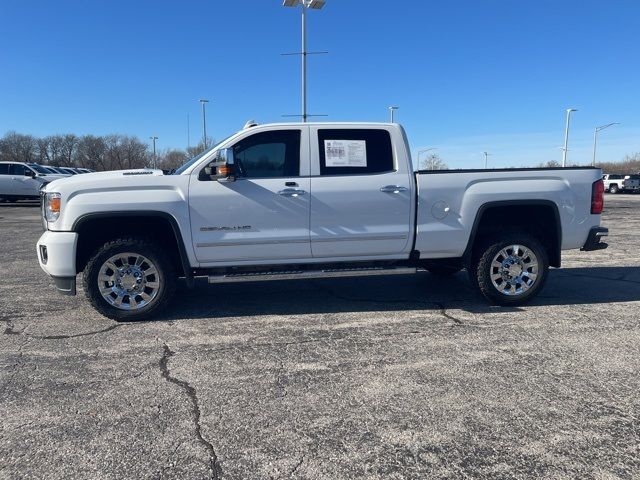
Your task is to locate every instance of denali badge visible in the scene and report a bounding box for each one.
[200,226,252,231]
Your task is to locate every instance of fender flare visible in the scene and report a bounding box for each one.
[461,200,562,267]
[72,211,194,286]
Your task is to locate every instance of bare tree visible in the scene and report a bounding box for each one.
[75,135,107,171]
[537,160,561,168]
[60,134,78,166]
[0,132,38,163]
[186,137,215,158]
[421,153,448,170]
[157,149,188,171]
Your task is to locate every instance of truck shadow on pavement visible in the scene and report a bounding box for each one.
[163,266,640,321]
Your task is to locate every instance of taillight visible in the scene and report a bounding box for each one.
[591,179,604,214]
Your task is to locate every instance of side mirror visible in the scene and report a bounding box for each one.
[204,148,236,183]
[25,169,36,178]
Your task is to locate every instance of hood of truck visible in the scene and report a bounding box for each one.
[43,169,166,193]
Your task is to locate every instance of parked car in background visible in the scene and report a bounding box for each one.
[603,174,640,193]
[0,162,68,202]
[623,175,640,192]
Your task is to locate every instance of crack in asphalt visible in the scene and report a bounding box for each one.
[30,323,122,340]
[1,315,122,340]
[1,314,24,335]
[314,282,467,326]
[159,344,223,480]
[289,454,305,476]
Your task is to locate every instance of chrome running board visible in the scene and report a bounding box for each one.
[207,266,417,284]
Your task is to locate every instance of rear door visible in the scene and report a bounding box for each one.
[0,163,12,195]
[189,127,312,264]
[309,127,413,258]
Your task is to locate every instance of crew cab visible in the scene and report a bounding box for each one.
[603,173,640,193]
[0,161,68,202]
[36,123,608,320]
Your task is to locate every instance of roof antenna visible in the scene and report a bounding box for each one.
[244,120,258,129]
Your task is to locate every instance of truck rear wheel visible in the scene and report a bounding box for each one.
[470,234,549,306]
[609,184,619,194]
[83,237,176,321]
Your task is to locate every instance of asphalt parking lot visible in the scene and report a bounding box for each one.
[1,196,639,479]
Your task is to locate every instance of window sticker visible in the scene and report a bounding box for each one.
[324,140,367,167]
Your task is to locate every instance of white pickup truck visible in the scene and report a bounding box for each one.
[36,122,609,320]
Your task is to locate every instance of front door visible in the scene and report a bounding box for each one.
[8,163,38,196]
[189,128,311,264]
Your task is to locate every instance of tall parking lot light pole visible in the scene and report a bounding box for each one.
[389,106,399,123]
[483,151,491,169]
[562,108,578,167]
[283,0,326,122]
[199,99,209,149]
[149,136,158,169]
[592,122,619,167]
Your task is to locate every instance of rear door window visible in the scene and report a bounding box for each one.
[0,164,9,175]
[317,129,394,176]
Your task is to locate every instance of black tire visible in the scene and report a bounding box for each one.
[83,237,177,321]
[426,265,462,276]
[609,184,619,194]
[469,233,549,306]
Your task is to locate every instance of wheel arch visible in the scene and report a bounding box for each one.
[72,211,193,285]
[462,200,562,268]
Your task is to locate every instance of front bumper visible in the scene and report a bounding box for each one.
[37,231,78,295]
[581,226,609,251]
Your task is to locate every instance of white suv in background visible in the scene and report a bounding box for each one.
[0,162,68,202]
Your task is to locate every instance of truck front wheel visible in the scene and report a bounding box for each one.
[470,234,549,306]
[83,237,177,321]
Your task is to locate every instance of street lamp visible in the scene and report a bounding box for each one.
[199,99,209,149]
[282,0,326,122]
[562,108,578,167]
[149,136,158,169]
[483,151,491,169]
[417,148,436,166]
[389,106,399,123]
[592,122,619,167]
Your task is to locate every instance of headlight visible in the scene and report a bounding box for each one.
[44,192,62,222]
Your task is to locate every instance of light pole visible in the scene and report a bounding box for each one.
[562,108,578,167]
[149,136,158,169]
[199,99,209,149]
[389,106,399,123]
[283,0,326,122]
[483,151,491,169]
[417,148,436,167]
[592,122,619,167]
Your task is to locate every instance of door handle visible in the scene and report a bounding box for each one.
[380,185,408,193]
[277,188,307,197]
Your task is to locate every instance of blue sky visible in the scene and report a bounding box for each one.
[1,0,638,168]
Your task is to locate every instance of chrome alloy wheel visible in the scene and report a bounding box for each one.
[489,244,539,296]
[97,252,160,310]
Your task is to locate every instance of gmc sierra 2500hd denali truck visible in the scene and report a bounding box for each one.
[37,122,608,321]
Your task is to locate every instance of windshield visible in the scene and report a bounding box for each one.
[173,135,234,175]
[28,164,52,174]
